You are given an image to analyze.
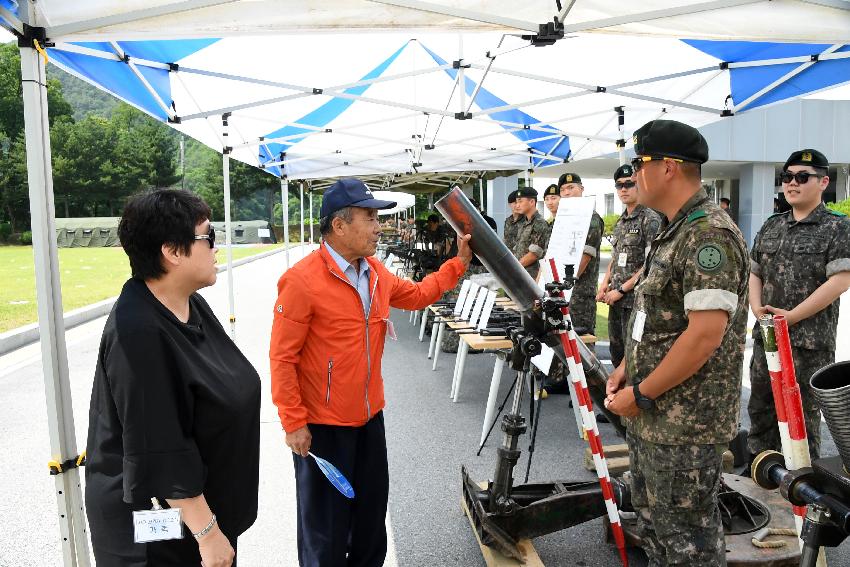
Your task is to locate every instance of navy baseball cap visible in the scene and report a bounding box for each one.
[320,178,396,217]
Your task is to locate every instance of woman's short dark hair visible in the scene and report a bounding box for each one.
[119,189,212,280]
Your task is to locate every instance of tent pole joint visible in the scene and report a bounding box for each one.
[520,20,564,47]
[596,86,607,93]
[17,23,47,48]
[454,111,472,120]
[313,88,323,95]
[168,115,182,124]
[721,109,735,117]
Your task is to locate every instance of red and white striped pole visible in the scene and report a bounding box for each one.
[772,315,826,565]
[758,316,804,536]
[549,259,628,567]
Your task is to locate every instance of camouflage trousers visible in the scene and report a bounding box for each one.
[747,341,832,461]
[441,264,487,353]
[568,291,597,336]
[628,432,727,566]
[607,301,632,368]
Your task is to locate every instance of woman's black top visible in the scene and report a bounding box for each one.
[85,277,260,565]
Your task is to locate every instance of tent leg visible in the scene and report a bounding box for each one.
[20,39,90,567]
[222,115,236,339]
[281,178,290,270]
[299,182,305,248]
[308,188,314,245]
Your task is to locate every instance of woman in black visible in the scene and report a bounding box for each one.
[86,189,260,567]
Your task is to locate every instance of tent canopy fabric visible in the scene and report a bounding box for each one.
[4,1,850,43]
[34,32,850,188]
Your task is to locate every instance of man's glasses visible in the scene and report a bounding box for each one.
[194,225,215,248]
[615,180,636,190]
[780,171,823,185]
[630,155,684,172]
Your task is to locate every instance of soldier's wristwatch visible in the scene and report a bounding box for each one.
[616,286,626,294]
[633,383,655,410]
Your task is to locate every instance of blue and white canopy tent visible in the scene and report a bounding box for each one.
[2,1,850,565]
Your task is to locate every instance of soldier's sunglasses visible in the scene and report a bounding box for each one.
[193,225,216,248]
[780,171,823,184]
[630,155,684,172]
[615,180,636,190]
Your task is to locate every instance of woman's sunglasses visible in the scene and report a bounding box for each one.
[193,225,216,248]
[780,171,823,185]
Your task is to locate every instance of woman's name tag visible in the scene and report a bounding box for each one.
[133,507,183,543]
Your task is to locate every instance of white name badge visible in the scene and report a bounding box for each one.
[133,508,184,543]
[617,253,628,267]
[631,310,646,342]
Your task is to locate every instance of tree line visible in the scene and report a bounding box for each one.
[0,42,302,237]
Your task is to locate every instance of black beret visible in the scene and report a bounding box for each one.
[543,184,559,197]
[516,187,538,198]
[614,164,634,180]
[633,119,708,164]
[784,149,828,171]
[557,173,582,187]
[507,190,519,203]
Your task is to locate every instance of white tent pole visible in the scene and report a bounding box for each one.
[309,188,314,244]
[281,178,290,270]
[299,182,305,247]
[479,178,484,207]
[457,35,466,116]
[108,42,177,121]
[616,107,626,165]
[222,113,236,339]
[19,26,91,567]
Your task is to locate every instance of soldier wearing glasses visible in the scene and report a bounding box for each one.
[747,149,850,463]
[605,120,748,566]
[596,164,662,367]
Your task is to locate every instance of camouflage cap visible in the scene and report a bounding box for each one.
[543,184,559,197]
[614,164,634,180]
[784,149,828,171]
[633,119,708,164]
[558,173,582,187]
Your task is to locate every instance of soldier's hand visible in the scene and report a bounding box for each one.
[605,387,639,417]
[456,233,473,267]
[606,363,626,397]
[604,289,624,305]
[285,425,312,457]
[764,305,797,325]
[595,287,607,302]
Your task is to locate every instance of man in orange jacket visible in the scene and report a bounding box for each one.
[270,178,471,567]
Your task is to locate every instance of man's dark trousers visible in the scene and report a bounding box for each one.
[293,412,389,567]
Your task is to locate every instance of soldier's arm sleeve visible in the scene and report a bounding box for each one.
[826,219,850,278]
[681,227,746,317]
[749,226,764,277]
[527,222,550,259]
[583,215,603,258]
[643,211,662,243]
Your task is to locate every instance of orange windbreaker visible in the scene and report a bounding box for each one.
[270,244,466,433]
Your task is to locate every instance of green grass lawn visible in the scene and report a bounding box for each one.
[0,244,284,333]
[595,302,609,341]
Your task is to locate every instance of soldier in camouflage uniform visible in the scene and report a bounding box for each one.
[597,164,662,367]
[503,190,521,253]
[542,183,560,224]
[512,187,550,279]
[559,172,603,335]
[606,120,748,566]
[747,149,850,461]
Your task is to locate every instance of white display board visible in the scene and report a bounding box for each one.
[541,196,596,292]
[468,286,489,327]
[476,291,498,331]
[258,228,271,238]
[453,280,473,316]
[460,282,481,320]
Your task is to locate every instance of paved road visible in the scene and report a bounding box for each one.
[0,247,848,566]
